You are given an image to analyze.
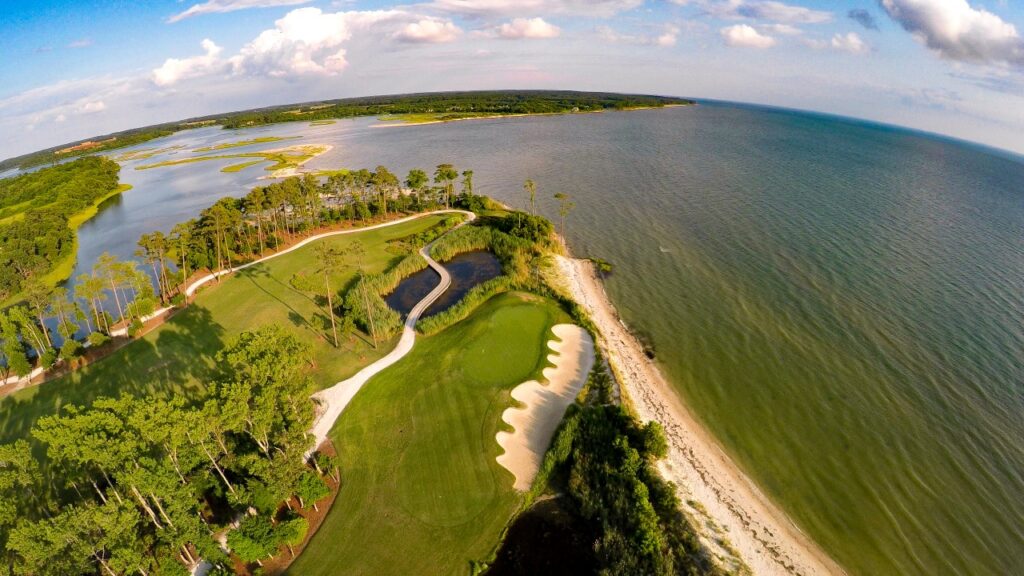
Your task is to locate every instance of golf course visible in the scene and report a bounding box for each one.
[290,292,572,575]
[0,213,454,449]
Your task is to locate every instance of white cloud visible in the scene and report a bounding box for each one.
[831,32,868,54]
[79,100,107,114]
[688,0,832,24]
[721,23,776,48]
[761,23,802,36]
[152,39,225,87]
[428,0,641,18]
[394,18,462,43]
[880,0,1024,65]
[493,17,561,39]
[67,38,93,49]
[597,24,680,46]
[168,0,311,23]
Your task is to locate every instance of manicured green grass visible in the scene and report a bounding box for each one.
[289,291,572,576]
[193,136,299,152]
[0,214,452,449]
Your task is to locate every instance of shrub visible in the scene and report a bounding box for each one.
[296,472,330,511]
[127,318,144,338]
[39,349,58,369]
[227,515,277,565]
[59,339,82,362]
[86,331,110,347]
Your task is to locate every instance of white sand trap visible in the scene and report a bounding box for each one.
[496,324,595,491]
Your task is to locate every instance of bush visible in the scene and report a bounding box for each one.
[59,339,82,362]
[39,348,58,369]
[296,472,330,511]
[127,318,144,338]
[228,515,277,565]
[170,293,185,306]
[86,331,110,347]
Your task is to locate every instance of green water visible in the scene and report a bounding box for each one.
[327,106,1024,574]
[93,105,1024,574]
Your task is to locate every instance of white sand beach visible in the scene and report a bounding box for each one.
[555,255,845,576]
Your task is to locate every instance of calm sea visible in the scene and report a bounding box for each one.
[74,103,1024,575]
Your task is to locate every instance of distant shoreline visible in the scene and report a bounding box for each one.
[372,103,694,129]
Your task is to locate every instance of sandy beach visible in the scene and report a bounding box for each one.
[555,255,845,576]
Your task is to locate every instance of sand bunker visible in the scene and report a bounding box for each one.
[496,324,595,491]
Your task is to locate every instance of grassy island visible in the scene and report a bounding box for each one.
[135,143,330,175]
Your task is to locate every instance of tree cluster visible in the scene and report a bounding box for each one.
[0,326,335,575]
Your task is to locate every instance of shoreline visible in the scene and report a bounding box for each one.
[371,104,694,129]
[555,255,845,576]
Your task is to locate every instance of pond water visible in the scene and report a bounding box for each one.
[384,250,502,318]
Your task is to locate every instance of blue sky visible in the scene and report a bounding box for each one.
[1,0,1023,158]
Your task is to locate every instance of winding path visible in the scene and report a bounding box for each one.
[307,210,476,452]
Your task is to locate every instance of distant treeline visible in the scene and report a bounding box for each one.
[1,91,694,170]
[215,90,693,129]
[0,157,121,302]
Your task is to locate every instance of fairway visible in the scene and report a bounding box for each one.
[0,214,451,448]
[289,292,572,576]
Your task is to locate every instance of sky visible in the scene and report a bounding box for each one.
[1,0,1023,159]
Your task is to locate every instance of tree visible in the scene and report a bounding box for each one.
[314,244,344,347]
[76,273,110,333]
[277,517,309,558]
[372,166,399,219]
[524,179,537,215]
[227,515,277,567]
[23,280,54,349]
[0,311,32,378]
[554,192,575,239]
[405,169,429,207]
[433,164,458,209]
[461,169,474,201]
[296,472,330,511]
[344,241,378,349]
[170,221,194,301]
[95,252,126,325]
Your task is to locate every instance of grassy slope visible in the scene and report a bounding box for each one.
[0,214,450,448]
[289,291,571,576]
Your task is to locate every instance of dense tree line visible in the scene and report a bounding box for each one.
[1,130,177,171]
[0,326,335,575]
[0,157,121,301]
[214,90,692,129]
